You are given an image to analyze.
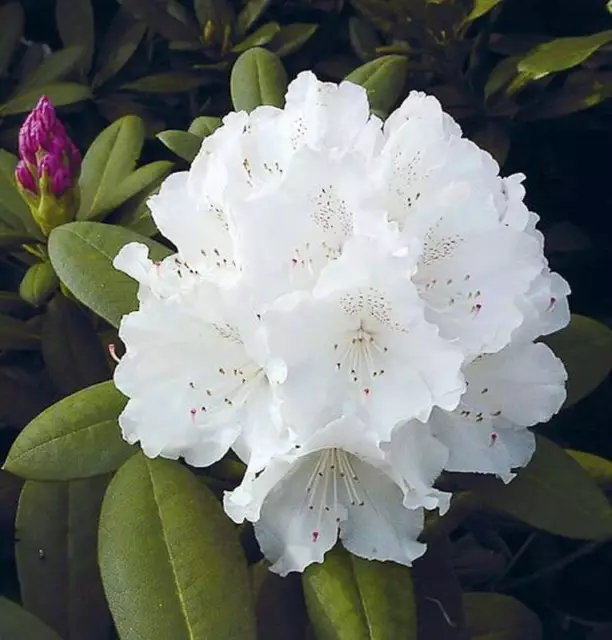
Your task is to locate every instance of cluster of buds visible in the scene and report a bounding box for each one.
[15,96,81,236]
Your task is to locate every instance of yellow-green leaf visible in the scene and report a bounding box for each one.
[77,115,146,220]
[19,262,59,307]
[231,47,288,112]
[233,22,281,53]
[157,130,202,162]
[481,436,612,539]
[99,454,257,640]
[566,450,612,491]
[92,160,173,218]
[344,55,408,114]
[48,221,171,327]
[270,23,319,57]
[16,477,111,639]
[303,546,418,640]
[188,115,222,137]
[544,314,612,407]
[0,2,24,75]
[517,30,612,82]
[0,598,61,640]
[462,0,503,26]
[464,593,542,640]
[109,163,173,237]
[3,380,132,480]
[0,82,91,116]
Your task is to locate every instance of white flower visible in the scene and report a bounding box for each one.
[224,416,430,576]
[112,70,571,574]
[262,236,465,439]
[425,339,567,482]
[113,243,290,471]
[376,94,547,356]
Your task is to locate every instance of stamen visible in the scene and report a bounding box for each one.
[108,343,121,364]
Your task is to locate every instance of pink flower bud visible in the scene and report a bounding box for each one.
[15,160,36,194]
[17,95,80,197]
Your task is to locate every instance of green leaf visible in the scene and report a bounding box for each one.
[481,436,612,539]
[0,314,39,350]
[3,380,132,481]
[110,163,174,237]
[122,0,200,43]
[99,454,257,639]
[48,221,170,327]
[255,566,309,639]
[0,82,91,116]
[17,47,85,92]
[16,477,111,639]
[188,115,222,137]
[484,55,522,99]
[19,263,59,307]
[462,0,503,26]
[544,314,612,407]
[303,546,418,640]
[521,70,612,120]
[0,150,34,233]
[194,0,235,32]
[270,23,319,58]
[0,230,37,247]
[42,295,110,396]
[233,22,281,53]
[566,450,612,491]
[0,291,29,314]
[349,18,381,62]
[0,598,62,640]
[464,593,542,640]
[121,71,214,93]
[0,2,24,75]
[235,0,271,40]
[0,150,36,234]
[157,130,202,162]
[92,160,173,219]
[56,0,95,76]
[231,47,288,112]
[93,8,147,88]
[516,30,612,85]
[344,55,408,114]
[77,115,146,220]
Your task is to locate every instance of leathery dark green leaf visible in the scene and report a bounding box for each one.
[99,454,257,639]
[303,546,418,640]
[48,221,171,328]
[15,476,111,639]
[3,380,132,480]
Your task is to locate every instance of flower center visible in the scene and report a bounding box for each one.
[304,448,365,543]
[334,324,387,396]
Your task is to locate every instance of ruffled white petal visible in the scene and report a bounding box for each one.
[225,417,427,575]
[112,72,571,575]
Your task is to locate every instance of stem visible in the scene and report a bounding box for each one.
[500,537,610,591]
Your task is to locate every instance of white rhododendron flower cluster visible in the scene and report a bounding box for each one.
[113,72,569,576]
